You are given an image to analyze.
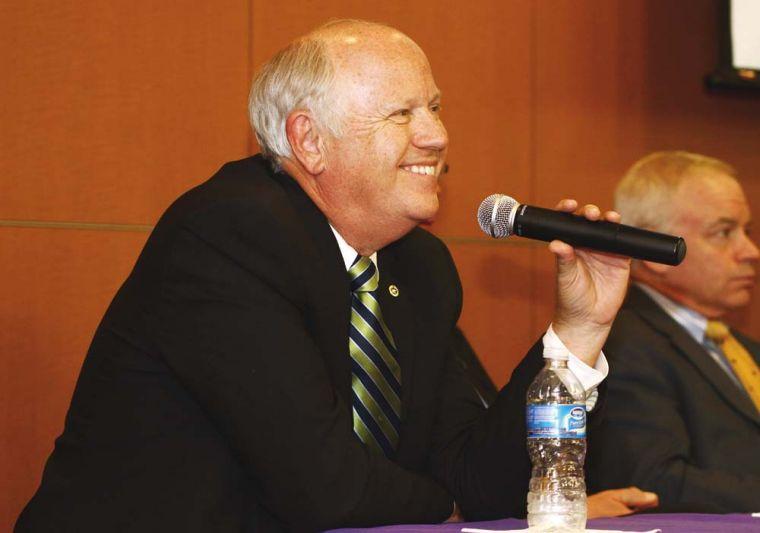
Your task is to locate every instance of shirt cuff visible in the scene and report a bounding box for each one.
[543,324,609,411]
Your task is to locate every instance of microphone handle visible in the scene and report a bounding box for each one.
[513,205,686,265]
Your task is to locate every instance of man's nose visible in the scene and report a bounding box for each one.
[412,111,448,152]
[738,231,760,262]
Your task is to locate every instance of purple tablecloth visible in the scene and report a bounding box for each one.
[326,513,760,532]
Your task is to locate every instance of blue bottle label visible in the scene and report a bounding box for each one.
[526,404,586,438]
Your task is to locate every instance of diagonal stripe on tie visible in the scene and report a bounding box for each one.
[350,356,401,427]
[352,406,385,455]
[349,336,402,411]
[349,311,401,391]
[352,295,397,357]
[352,397,394,457]
[349,298,402,398]
[348,255,402,456]
[352,375,399,444]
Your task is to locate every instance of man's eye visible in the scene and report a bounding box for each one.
[388,109,412,124]
[430,103,441,113]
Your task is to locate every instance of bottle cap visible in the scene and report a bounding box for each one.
[542,346,569,360]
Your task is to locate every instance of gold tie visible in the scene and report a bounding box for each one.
[705,320,760,412]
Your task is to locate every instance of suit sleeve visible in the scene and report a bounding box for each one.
[430,333,608,519]
[426,336,542,520]
[152,214,453,530]
[589,333,760,512]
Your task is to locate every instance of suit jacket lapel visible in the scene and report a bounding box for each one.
[377,243,416,447]
[273,170,353,406]
[627,286,760,426]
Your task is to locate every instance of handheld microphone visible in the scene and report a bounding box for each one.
[477,194,686,265]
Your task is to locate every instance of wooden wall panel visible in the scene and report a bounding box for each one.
[0,0,251,224]
[0,229,149,528]
[534,1,649,206]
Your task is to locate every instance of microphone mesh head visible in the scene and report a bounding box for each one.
[477,194,518,238]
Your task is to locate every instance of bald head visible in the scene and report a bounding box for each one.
[310,19,422,57]
[248,19,426,165]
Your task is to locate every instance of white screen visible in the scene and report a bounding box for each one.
[731,0,760,70]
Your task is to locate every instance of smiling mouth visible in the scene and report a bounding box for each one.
[401,164,437,176]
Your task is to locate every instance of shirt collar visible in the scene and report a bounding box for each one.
[635,282,708,343]
[329,224,378,272]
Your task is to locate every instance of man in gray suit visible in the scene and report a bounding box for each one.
[589,150,760,512]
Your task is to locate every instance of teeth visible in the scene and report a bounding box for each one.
[404,165,436,176]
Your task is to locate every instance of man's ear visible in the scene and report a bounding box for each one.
[286,111,326,175]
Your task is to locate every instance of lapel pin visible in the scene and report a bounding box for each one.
[388,285,399,297]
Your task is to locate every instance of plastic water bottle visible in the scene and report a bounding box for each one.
[526,350,587,532]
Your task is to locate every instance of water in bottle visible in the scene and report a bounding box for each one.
[526,351,587,532]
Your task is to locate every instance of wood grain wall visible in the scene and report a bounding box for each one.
[2,0,758,528]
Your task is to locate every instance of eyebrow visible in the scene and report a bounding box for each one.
[382,92,442,112]
[705,217,741,231]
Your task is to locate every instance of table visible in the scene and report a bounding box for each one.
[326,513,760,532]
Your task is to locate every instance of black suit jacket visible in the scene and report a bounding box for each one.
[588,285,760,512]
[17,155,548,532]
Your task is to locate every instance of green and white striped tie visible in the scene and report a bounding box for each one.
[348,255,402,456]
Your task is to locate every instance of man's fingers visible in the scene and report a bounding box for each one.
[586,490,635,519]
[554,198,578,212]
[578,204,601,220]
[548,240,575,265]
[616,487,659,508]
[586,487,658,519]
[553,199,620,223]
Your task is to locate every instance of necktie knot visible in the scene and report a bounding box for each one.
[705,320,730,344]
[349,255,379,293]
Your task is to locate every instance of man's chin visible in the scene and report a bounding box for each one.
[731,291,753,307]
[719,290,753,313]
[414,207,439,228]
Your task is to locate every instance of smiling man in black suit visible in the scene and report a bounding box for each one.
[17,20,637,531]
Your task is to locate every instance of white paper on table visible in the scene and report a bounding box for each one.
[752,512,760,517]
[462,527,662,533]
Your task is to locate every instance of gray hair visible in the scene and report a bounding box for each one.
[248,37,342,164]
[614,150,737,233]
[248,19,404,165]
